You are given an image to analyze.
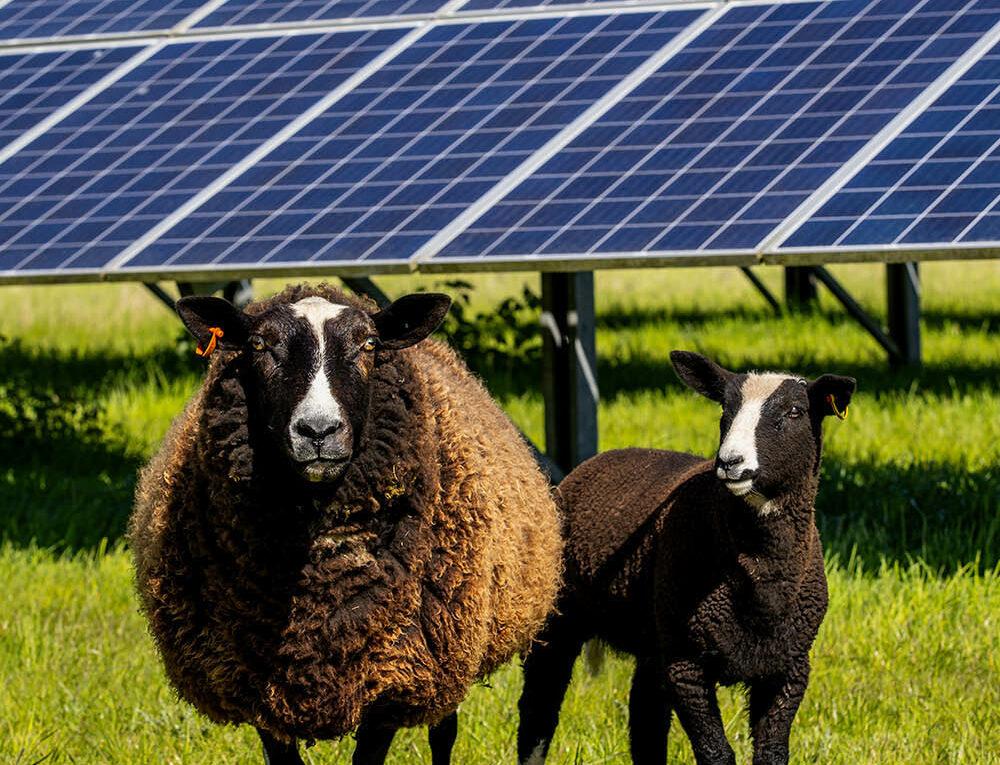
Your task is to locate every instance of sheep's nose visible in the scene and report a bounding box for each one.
[717,454,744,473]
[294,417,343,442]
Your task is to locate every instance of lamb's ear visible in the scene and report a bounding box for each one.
[807,374,857,419]
[372,293,451,351]
[670,350,734,403]
[176,296,250,352]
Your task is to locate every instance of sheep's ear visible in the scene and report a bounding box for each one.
[372,293,451,351]
[807,374,856,419]
[176,296,250,352]
[670,350,734,403]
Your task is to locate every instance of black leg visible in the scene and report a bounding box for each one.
[258,729,305,765]
[663,659,735,765]
[353,720,396,765]
[748,664,809,765]
[428,711,458,765]
[516,612,588,764]
[628,656,671,765]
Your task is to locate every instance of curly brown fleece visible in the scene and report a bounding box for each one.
[130,283,562,743]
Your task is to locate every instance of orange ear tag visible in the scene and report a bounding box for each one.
[826,394,848,421]
[195,326,224,357]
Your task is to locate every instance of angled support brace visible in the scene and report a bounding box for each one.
[144,282,179,312]
[177,279,254,307]
[341,276,391,309]
[810,266,906,363]
[740,267,782,314]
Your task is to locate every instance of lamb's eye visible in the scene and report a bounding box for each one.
[788,406,804,419]
[361,336,377,353]
[249,335,266,353]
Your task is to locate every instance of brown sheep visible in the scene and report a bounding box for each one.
[129,282,562,765]
[517,351,855,765]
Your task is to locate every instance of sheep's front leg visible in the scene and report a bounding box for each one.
[428,711,458,765]
[352,720,396,765]
[748,664,809,765]
[663,659,735,765]
[628,655,671,765]
[257,729,305,765]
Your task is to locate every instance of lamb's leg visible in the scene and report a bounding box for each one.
[516,614,587,764]
[628,656,671,765]
[428,711,458,765]
[257,729,305,765]
[663,659,735,765]
[352,720,396,765]
[748,665,809,765]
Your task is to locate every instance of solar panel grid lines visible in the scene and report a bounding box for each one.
[469,0,844,260]
[0,0,208,44]
[0,42,159,169]
[432,0,1000,266]
[768,10,1000,254]
[780,35,1000,251]
[410,0,723,263]
[124,6,705,272]
[192,0,451,30]
[434,0,844,261]
[103,22,430,273]
[0,26,412,275]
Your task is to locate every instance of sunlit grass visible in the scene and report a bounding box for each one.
[1,261,998,763]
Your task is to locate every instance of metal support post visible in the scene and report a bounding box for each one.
[784,266,818,311]
[887,262,921,369]
[541,272,599,477]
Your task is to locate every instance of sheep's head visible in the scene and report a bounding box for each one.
[670,351,855,512]
[177,291,450,484]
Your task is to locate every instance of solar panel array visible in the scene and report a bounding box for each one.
[0,0,998,285]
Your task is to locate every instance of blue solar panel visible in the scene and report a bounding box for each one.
[435,0,1000,262]
[0,46,141,145]
[781,39,1000,249]
[0,28,410,274]
[0,0,205,41]
[194,0,448,28]
[460,0,637,10]
[124,9,703,270]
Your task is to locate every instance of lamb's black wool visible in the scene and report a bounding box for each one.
[517,351,855,765]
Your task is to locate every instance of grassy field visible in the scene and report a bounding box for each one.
[2,262,998,763]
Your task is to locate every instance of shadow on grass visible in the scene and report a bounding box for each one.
[0,337,200,552]
[817,458,998,572]
[3,307,996,571]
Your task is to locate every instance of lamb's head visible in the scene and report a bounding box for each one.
[177,291,450,484]
[670,351,855,511]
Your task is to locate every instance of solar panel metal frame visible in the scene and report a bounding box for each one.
[0,0,996,287]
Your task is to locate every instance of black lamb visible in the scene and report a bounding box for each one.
[517,350,855,765]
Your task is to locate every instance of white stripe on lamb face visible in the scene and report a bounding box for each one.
[717,373,792,495]
[289,297,347,441]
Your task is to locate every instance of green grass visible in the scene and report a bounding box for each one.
[1,262,999,763]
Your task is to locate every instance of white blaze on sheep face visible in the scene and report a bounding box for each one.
[716,374,793,506]
[289,297,351,481]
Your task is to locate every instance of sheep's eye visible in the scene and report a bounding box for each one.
[361,336,377,353]
[788,406,804,419]
[249,335,266,353]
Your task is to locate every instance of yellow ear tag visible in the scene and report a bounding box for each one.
[195,326,224,357]
[826,394,848,421]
